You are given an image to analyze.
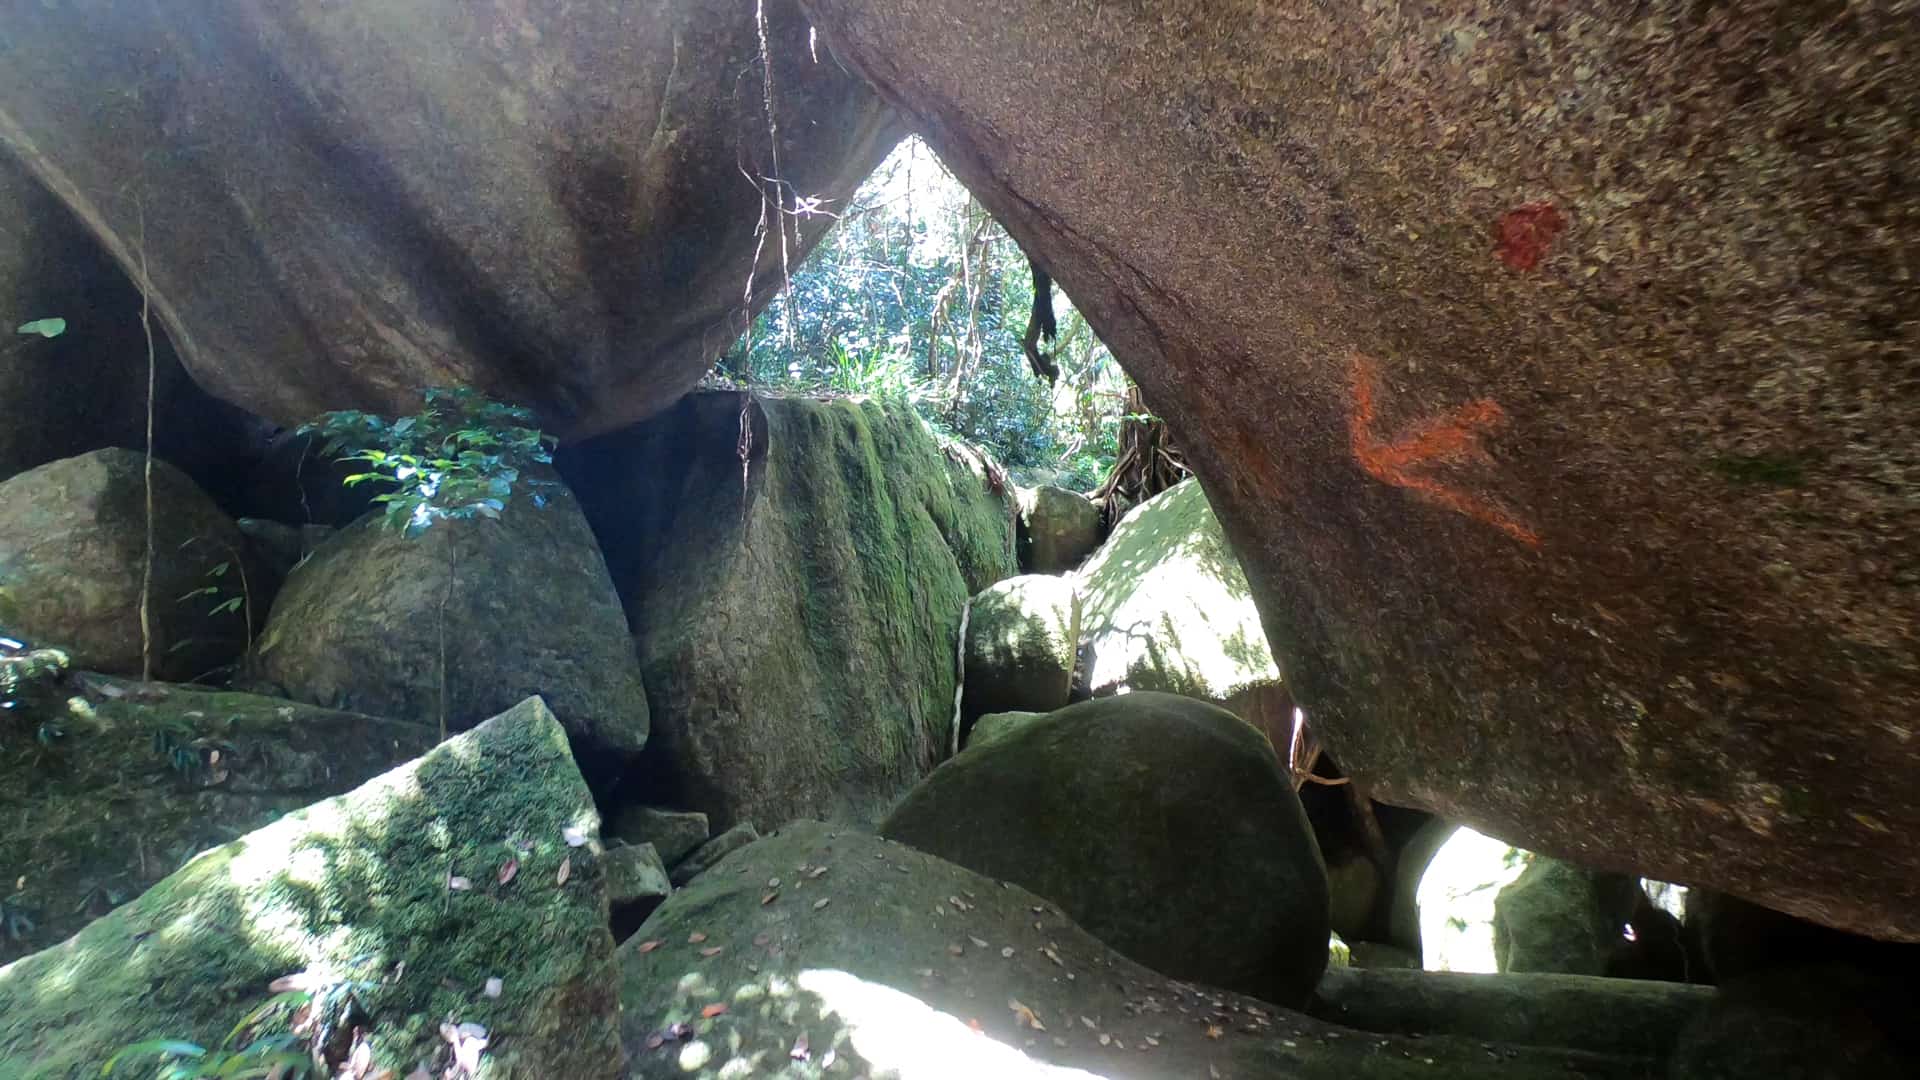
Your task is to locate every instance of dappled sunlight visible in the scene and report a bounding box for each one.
[799,969,1110,1080]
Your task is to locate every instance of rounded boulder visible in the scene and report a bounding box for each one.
[881,691,1329,1005]
[0,449,257,680]
[960,574,1080,729]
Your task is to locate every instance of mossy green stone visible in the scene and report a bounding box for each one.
[0,697,623,1079]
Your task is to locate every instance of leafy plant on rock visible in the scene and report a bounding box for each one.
[102,989,319,1079]
[299,386,555,536]
[299,387,556,739]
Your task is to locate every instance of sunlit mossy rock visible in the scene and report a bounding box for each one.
[0,674,436,965]
[959,574,1079,731]
[0,449,263,681]
[880,692,1329,1006]
[1416,826,1638,977]
[618,822,1656,1079]
[558,392,1016,830]
[1014,485,1102,574]
[0,697,624,1079]
[244,469,647,791]
[1074,478,1292,745]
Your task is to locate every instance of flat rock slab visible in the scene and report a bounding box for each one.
[617,823,1660,1079]
[0,697,624,1079]
[0,674,436,964]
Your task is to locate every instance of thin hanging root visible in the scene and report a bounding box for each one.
[136,200,156,683]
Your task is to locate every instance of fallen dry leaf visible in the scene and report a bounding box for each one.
[1098,1033,1112,1047]
[497,858,518,886]
[556,855,572,886]
[1000,946,1015,958]
[700,946,724,958]
[761,891,779,905]
[637,939,663,954]
[700,1003,728,1019]
[1009,999,1045,1031]
[1041,946,1063,967]
[688,932,709,944]
[807,865,828,879]
[969,935,989,949]
[948,943,965,956]
[1206,1024,1224,1040]
[562,825,588,847]
[483,977,503,999]
[448,875,472,892]
[812,898,831,911]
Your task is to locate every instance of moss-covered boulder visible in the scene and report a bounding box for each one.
[618,822,1651,1079]
[1493,857,1641,976]
[1015,485,1102,574]
[245,470,646,790]
[959,574,1079,730]
[964,709,1044,751]
[0,697,624,1079]
[0,450,260,681]
[880,692,1328,1005]
[1074,479,1289,743]
[0,674,436,965]
[608,806,711,869]
[558,392,1015,829]
[1309,967,1712,1063]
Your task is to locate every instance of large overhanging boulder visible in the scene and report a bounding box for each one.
[0,0,901,438]
[798,2,1920,939]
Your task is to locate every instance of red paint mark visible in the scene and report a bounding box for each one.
[1347,352,1541,547]
[1494,201,1566,271]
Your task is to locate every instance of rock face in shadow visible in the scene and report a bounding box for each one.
[0,674,436,965]
[881,693,1329,1006]
[618,822,1669,1079]
[0,155,262,497]
[0,697,624,1079]
[244,470,648,789]
[0,0,900,439]
[798,1,1920,939]
[559,392,1015,830]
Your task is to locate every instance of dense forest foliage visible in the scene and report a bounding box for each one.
[723,138,1130,490]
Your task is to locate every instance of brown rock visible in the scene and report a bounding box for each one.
[0,1,900,439]
[800,0,1920,938]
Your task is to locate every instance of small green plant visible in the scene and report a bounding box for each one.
[301,387,556,740]
[300,386,556,537]
[101,990,314,1079]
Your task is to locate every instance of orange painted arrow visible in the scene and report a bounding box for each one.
[1347,352,1540,547]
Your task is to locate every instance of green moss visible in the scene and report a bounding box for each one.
[0,698,620,1079]
[1708,453,1810,487]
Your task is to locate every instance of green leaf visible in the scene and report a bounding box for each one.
[16,317,66,339]
[102,1040,206,1075]
[212,597,245,616]
[209,563,230,578]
